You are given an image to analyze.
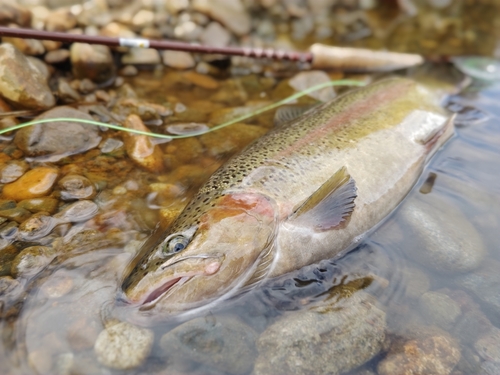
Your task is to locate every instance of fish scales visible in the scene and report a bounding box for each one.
[120,77,453,320]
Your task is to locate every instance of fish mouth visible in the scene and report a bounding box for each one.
[139,276,189,310]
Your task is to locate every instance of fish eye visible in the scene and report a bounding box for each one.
[165,235,189,254]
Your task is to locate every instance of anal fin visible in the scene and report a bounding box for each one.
[288,167,357,231]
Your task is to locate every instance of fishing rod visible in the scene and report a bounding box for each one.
[0,26,423,72]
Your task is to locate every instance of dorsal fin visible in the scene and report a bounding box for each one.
[288,167,357,231]
[274,104,318,127]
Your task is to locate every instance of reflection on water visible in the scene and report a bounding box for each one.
[0,77,499,375]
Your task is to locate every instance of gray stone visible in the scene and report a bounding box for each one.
[160,316,257,374]
[162,51,196,69]
[94,322,154,370]
[0,43,55,110]
[70,43,115,84]
[475,326,500,363]
[417,291,462,331]
[14,106,101,160]
[254,293,386,375]
[192,0,251,36]
[0,160,28,184]
[399,196,486,274]
[57,175,96,201]
[456,260,500,325]
[200,22,231,47]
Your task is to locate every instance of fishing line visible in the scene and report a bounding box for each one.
[0,79,365,140]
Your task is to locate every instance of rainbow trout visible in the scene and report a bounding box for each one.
[120,77,454,320]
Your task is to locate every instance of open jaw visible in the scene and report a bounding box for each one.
[140,276,188,309]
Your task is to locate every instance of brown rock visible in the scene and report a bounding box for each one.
[2,167,59,201]
[192,0,251,36]
[58,174,96,200]
[45,8,77,32]
[378,335,461,375]
[0,43,55,110]
[70,43,115,84]
[18,197,59,214]
[183,71,219,89]
[44,49,70,64]
[10,245,56,279]
[2,37,45,56]
[162,50,195,69]
[0,2,32,27]
[122,114,164,173]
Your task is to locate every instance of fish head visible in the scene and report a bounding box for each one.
[120,191,277,319]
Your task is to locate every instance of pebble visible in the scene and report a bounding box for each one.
[18,197,59,214]
[10,245,56,279]
[160,316,258,374]
[0,245,18,277]
[2,37,45,56]
[58,175,96,201]
[18,212,57,242]
[122,114,165,173]
[0,276,19,295]
[45,8,77,31]
[94,321,154,370]
[255,293,386,375]
[475,326,500,362]
[200,21,232,47]
[378,334,461,375]
[403,266,431,299]
[183,71,219,89]
[0,200,15,211]
[0,2,32,27]
[418,291,462,331]
[192,0,251,36]
[2,167,59,201]
[455,260,500,325]
[122,48,161,65]
[14,106,101,160]
[0,160,29,184]
[70,43,115,84]
[162,51,196,69]
[119,65,138,76]
[288,71,337,102]
[44,49,70,64]
[0,207,32,224]
[399,196,486,274]
[0,43,55,110]
[53,200,99,223]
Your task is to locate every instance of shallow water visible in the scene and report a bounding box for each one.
[0,70,499,375]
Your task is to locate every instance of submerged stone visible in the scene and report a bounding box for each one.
[10,245,56,279]
[2,167,59,201]
[70,43,115,84]
[57,175,96,201]
[417,291,462,331]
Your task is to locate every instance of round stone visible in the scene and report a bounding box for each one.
[2,167,59,202]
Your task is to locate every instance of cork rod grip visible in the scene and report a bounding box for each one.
[310,44,424,72]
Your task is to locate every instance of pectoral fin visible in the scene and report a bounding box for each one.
[274,104,318,127]
[288,167,357,231]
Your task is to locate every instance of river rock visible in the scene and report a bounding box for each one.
[45,8,77,32]
[122,114,164,173]
[44,49,70,64]
[403,266,431,299]
[0,2,32,27]
[122,48,161,65]
[10,245,56,279]
[18,212,56,242]
[162,51,196,69]
[455,260,500,325]
[70,43,115,84]
[58,175,96,201]
[53,200,99,223]
[94,321,154,370]
[474,326,500,363]
[378,333,461,375]
[2,167,59,201]
[160,316,257,374]
[2,37,45,56]
[200,21,231,47]
[17,198,59,214]
[0,160,28,184]
[398,196,486,274]
[0,245,18,277]
[192,0,251,36]
[14,106,101,160]
[417,291,462,331]
[254,293,386,375]
[0,43,55,110]
[0,207,31,224]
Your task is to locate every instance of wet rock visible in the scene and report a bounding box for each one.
[0,160,28,183]
[100,138,124,154]
[255,293,386,375]
[0,276,19,295]
[403,266,431,299]
[44,49,70,64]
[183,71,219,89]
[0,43,55,110]
[0,200,15,211]
[162,50,196,69]
[481,361,500,375]
[2,167,59,201]
[2,37,45,56]
[122,114,165,173]
[14,106,101,160]
[0,207,31,224]
[0,2,32,27]
[378,333,461,375]
[70,43,115,84]
[418,291,462,331]
[27,56,51,82]
[39,270,74,299]
[10,245,56,279]
[288,71,337,102]
[453,307,493,345]
[192,0,251,36]
[455,260,500,325]
[119,65,138,76]
[163,136,205,164]
[94,321,154,370]
[18,212,56,241]
[0,221,18,241]
[57,80,81,103]
[200,22,231,47]
[18,197,59,214]
[475,326,500,362]
[200,123,267,158]
[160,316,257,374]
[122,48,161,65]
[58,175,96,201]
[0,245,18,277]
[53,200,99,223]
[45,8,77,31]
[399,196,486,274]
[67,317,100,351]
